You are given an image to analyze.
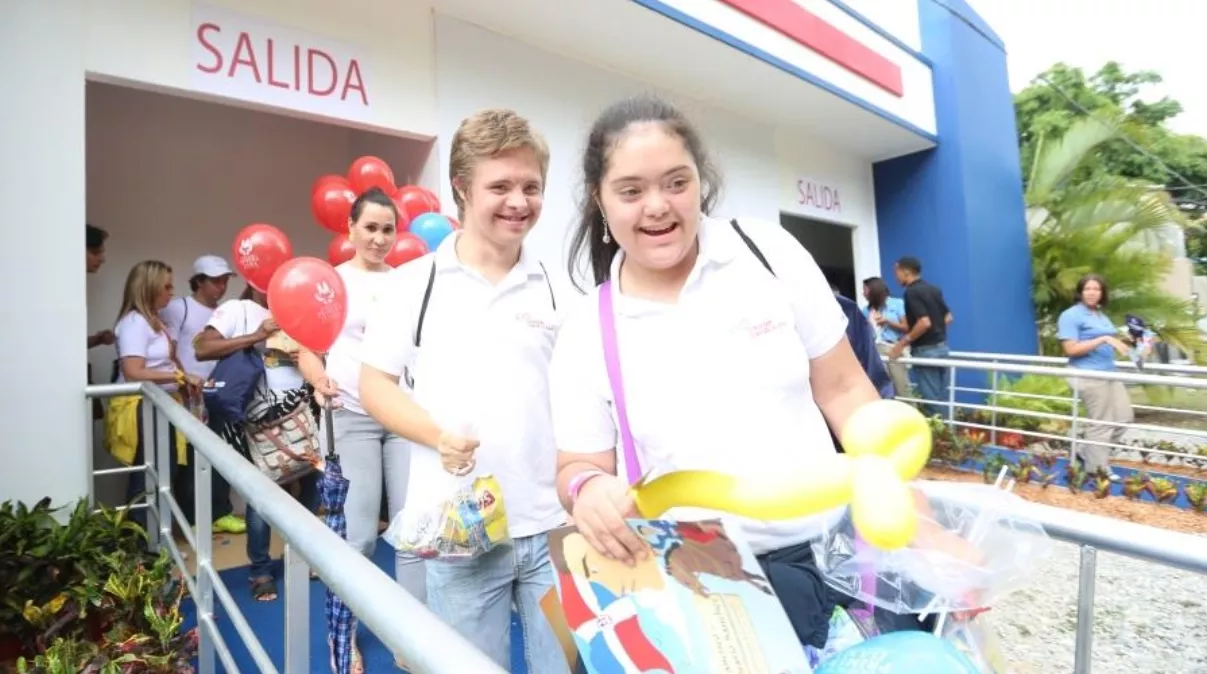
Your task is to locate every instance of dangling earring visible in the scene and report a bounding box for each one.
[601,213,611,244]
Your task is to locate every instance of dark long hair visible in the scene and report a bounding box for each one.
[863,276,890,311]
[349,187,398,225]
[1075,273,1109,308]
[567,94,722,291]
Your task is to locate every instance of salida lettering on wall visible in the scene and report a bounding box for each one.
[797,179,842,214]
[195,24,367,105]
[189,4,373,123]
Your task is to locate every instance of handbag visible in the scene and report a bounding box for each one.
[204,302,266,425]
[244,390,319,484]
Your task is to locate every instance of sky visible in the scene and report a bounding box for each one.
[965,0,1207,137]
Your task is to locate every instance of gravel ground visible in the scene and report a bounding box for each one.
[991,539,1207,673]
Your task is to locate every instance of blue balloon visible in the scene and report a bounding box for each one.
[816,632,980,674]
[409,213,455,251]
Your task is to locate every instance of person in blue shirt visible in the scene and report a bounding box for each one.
[861,277,911,398]
[1056,274,1134,480]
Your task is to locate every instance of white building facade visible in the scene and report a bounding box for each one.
[1,0,1032,507]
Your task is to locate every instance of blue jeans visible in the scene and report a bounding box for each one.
[247,474,319,579]
[426,533,569,674]
[910,342,951,418]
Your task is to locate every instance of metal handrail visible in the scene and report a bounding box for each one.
[892,352,1207,673]
[902,356,1207,388]
[948,349,1207,377]
[86,382,505,674]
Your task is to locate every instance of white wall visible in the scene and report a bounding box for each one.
[776,129,881,285]
[434,16,797,299]
[0,1,90,508]
[85,0,437,136]
[830,0,923,51]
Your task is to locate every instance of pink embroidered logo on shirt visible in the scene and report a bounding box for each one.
[739,318,790,339]
[515,312,557,331]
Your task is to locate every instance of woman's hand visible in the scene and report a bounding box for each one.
[1102,336,1131,356]
[571,474,648,566]
[436,430,480,475]
[313,376,341,409]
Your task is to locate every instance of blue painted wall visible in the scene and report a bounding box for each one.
[873,0,1037,361]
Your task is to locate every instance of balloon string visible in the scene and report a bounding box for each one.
[321,354,337,460]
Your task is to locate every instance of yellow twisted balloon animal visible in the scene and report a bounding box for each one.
[629,399,932,550]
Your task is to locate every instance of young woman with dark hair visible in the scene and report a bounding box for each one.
[862,276,912,397]
[1057,273,1135,480]
[549,94,885,651]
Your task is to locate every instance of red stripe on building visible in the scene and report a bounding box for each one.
[717,0,904,97]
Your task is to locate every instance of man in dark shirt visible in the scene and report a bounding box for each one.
[889,256,953,417]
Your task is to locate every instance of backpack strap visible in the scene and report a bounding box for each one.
[414,261,437,348]
[730,219,775,277]
[598,279,642,485]
[538,261,557,310]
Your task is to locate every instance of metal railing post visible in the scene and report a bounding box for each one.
[989,369,1000,445]
[1070,385,1082,464]
[1074,546,1098,674]
[139,400,160,551]
[154,408,173,551]
[84,393,96,507]
[947,362,957,425]
[283,543,311,674]
[194,449,215,674]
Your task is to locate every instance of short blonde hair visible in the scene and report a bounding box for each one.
[448,109,550,217]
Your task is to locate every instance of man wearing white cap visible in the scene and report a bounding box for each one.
[161,254,246,535]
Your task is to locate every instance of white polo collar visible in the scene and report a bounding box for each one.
[433,231,547,281]
[606,216,742,315]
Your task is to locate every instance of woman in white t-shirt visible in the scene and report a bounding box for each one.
[296,188,428,606]
[195,285,317,603]
[549,96,882,651]
[105,260,203,530]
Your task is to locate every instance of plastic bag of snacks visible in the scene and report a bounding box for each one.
[382,473,510,560]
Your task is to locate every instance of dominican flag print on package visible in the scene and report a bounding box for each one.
[544,519,812,674]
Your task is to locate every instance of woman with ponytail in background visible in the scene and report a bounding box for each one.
[297,187,423,671]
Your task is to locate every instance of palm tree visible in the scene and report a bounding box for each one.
[1027,117,1204,359]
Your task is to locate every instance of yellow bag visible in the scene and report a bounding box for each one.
[104,394,189,466]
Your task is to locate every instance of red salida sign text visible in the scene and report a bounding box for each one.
[195,22,368,106]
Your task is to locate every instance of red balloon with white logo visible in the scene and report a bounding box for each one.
[393,185,441,224]
[311,176,357,234]
[267,257,348,354]
[327,234,357,267]
[385,232,428,268]
[232,223,293,293]
[347,156,396,196]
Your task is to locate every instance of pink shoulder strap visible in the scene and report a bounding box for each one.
[598,280,642,485]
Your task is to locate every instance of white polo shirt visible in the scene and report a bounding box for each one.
[548,215,849,554]
[160,296,216,381]
[360,233,565,539]
[325,263,393,415]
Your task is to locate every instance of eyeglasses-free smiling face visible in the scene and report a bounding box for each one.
[459,147,545,248]
[597,122,702,275]
[349,202,397,266]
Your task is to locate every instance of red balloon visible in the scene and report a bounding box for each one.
[267,257,348,354]
[311,173,345,196]
[327,234,356,267]
[311,177,357,234]
[347,156,396,196]
[385,232,429,268]
[232,223,293,293]
[394,185,440,224]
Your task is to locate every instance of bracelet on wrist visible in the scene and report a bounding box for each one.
[568,469,607,505]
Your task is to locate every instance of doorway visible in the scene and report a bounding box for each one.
[779,213,857,299]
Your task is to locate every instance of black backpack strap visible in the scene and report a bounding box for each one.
[730,219,775,277]
[414,261,437,348]
[538,261,557,310]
